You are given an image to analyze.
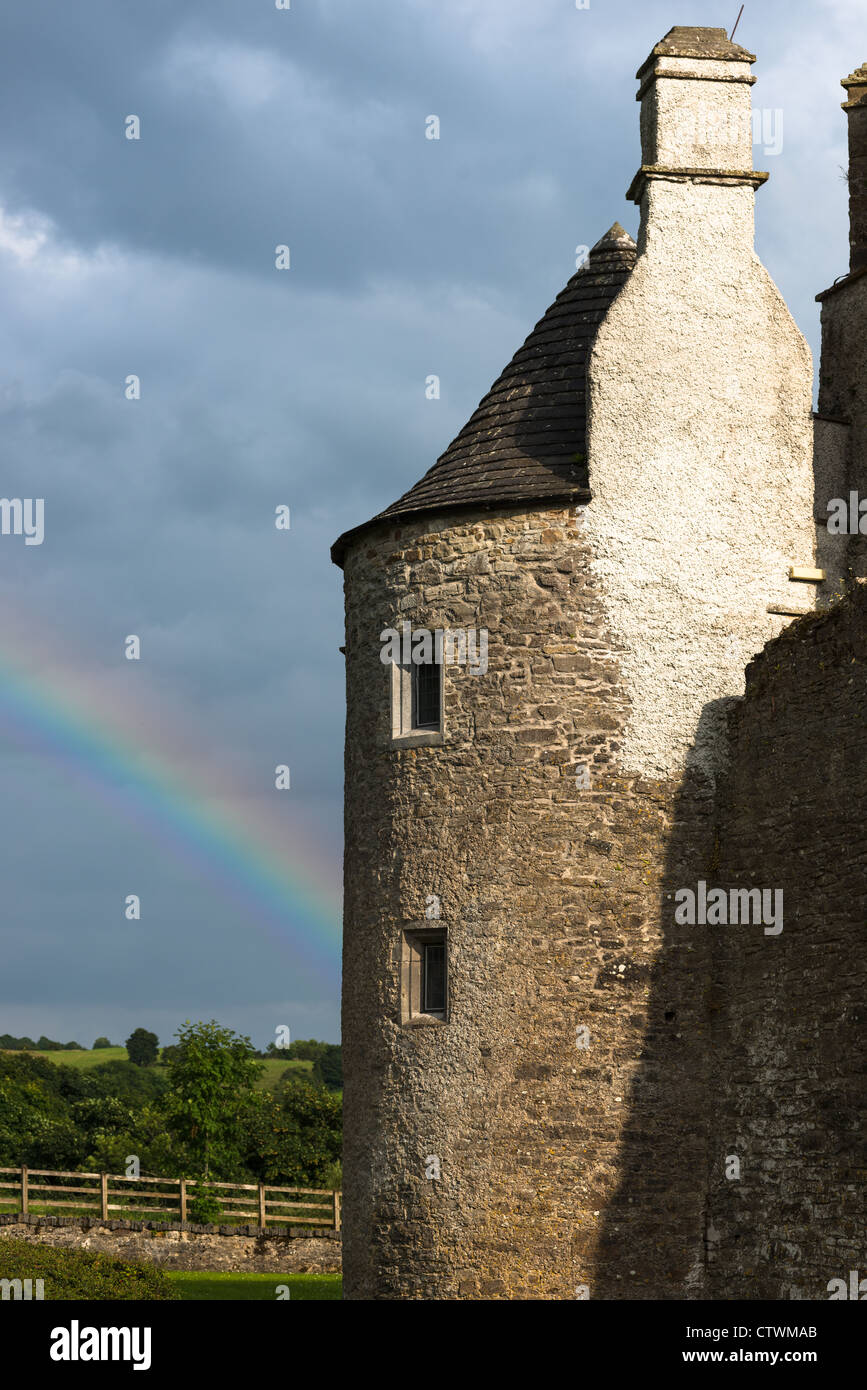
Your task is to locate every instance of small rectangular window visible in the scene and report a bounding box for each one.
[412,660,441,730]
[401,928,448,1024]
[390,640,444,744]
[422,941,446,1013]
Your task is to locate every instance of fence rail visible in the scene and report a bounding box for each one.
[0,1166,340,1231]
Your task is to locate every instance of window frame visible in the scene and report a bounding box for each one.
[400,927,448,1025]
[412,658,441,730]
[389,648,444,747]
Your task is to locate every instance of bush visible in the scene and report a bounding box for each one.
[278,1039,328,1062]
[84,1101,189,1178]
[0,1238,179,1300]
[92,1037,113,1050]
[312,1044,343,1091]
[187,1185,222,1225]
[248,1080,342,1186]
[87,1060,170,1105]
[320,1159,343,1191]
[0,1053,89,1169]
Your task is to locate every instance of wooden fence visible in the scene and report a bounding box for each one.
[0,1166,341,1231]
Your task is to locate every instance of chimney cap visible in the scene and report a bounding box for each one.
[841,64,867,109]
[636,26,756,80]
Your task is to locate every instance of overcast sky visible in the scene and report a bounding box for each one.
[0,0,858,1050]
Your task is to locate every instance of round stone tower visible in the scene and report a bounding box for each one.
[332,27,817,1301]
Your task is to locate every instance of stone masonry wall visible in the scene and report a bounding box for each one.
[0,1215,341,1273]
[342,503,716,1300]
[817,276,867,581]
[707,588,867,1299]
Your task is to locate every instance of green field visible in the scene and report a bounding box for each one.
[22,1046,128,1069]
[12,1048,314,1090]
[166,1271,341,1301]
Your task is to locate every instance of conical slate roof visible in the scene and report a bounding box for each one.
[331,223,636,566]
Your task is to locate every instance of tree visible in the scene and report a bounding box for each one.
[164,1020,263,1180]
[92,1037,113,1050]
[89,1060,170,1106]
[125,1028,159,1067]
[0,1053,88,1169]
[248,1079,342,1187]
[84,1101,183,1178]
[312,1043,343,1091]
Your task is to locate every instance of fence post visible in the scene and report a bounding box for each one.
[100,1173,108,1220]
[258,1183,266,1230]
[179,1177,187,1223]
[332,1190,341,1232]
[20,1165,28,1215]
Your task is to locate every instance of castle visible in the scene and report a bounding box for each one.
[331,27,867,1299]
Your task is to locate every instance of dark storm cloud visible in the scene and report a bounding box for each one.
[0,0,654,307]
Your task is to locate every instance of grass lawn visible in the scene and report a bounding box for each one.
[167,1271,341,1301]
[8,1048,315,1090]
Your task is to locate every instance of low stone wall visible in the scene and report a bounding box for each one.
[0,1214,341,1273]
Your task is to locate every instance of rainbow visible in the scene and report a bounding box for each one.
[0,608,342,984]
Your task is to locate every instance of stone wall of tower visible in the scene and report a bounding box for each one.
[706,591,867,1300]
[342,502,716,1300]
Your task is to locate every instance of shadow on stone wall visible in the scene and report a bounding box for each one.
[590,700,732,1300]
[704,610,867,1300]
[593,605,867,1300]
